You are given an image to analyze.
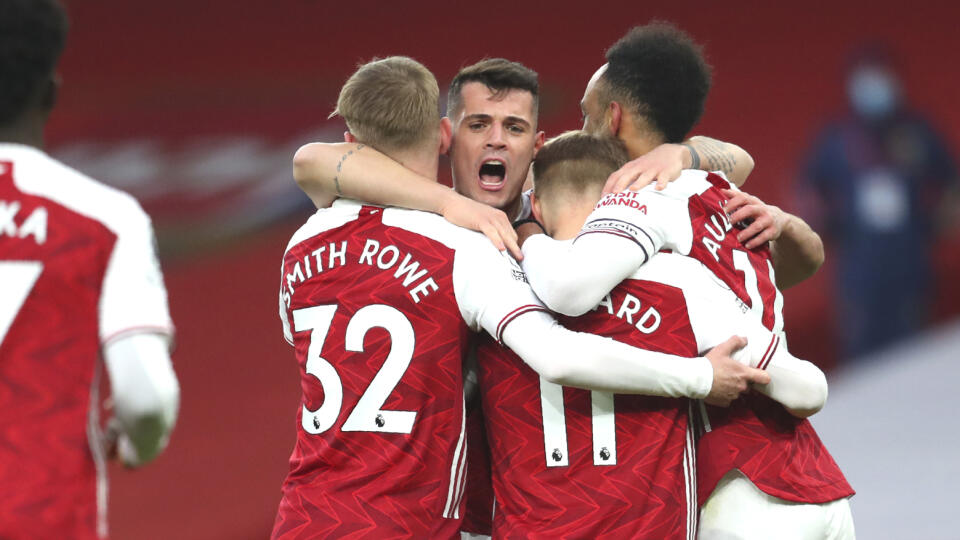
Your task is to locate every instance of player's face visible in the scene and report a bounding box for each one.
[581,64,608,136]
[449,82,544,217]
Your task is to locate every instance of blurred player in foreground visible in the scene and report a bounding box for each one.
[482,129,830,538]
[0,1,179,538]
[520,25,855,539]
[272,56,762,539]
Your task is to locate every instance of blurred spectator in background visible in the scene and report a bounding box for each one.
[800,44,959,360]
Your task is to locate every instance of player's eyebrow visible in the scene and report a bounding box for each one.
[463,113,532,129]
[463,113,493,124]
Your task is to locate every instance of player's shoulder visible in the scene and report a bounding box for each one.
[2,144,151,235]
[382,205,497,254]
[284,199,365,254]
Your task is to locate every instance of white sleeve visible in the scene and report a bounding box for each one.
[502,311,713,397]
[735,328,828,417]
[678,270,828,416]
[454,239,713,398]
[99,203,174,346]
[103,332,180,466]
[521,189,688,316]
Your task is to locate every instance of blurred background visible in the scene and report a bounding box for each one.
[48,1,960,538]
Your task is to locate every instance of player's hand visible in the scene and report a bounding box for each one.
[514,220,545,248]
[439,193,522,260]
[703,336,771,407]
[101,417,142,468]
[722,189,787,250]
[602,143,687,195]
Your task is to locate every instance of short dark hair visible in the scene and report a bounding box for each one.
[601,22,711,143]
[0,0,68,125]
[533,130,629,198]
[447,58,539,119]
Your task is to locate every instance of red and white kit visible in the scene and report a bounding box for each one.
[274,199,719,539]
[0,144,174,539]
[523,170,854,510]
[482,242,824,539]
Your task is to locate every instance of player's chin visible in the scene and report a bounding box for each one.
[472,188,516,212]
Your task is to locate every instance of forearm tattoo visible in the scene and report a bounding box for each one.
[333,144,365,196]
[693,139,736,175]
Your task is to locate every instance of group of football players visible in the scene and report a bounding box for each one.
[275,21,855,540]
[0,0,856,537]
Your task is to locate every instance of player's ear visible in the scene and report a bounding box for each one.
[39,73,59,112]
[532,130,546,156]
[530,192,544,223]
[438,117,452,155]
[344,131,356,143]
[607,101,622,137]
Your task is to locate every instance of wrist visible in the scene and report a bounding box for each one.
[681,143,700,170]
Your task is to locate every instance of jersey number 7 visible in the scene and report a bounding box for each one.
[0,261,43,345]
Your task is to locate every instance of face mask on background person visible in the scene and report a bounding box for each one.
[847,65,900,120]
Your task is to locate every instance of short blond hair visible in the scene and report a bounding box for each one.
[330,56,440,152]
[532,130,629,198]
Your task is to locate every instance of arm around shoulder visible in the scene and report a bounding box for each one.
[685,135,755,187]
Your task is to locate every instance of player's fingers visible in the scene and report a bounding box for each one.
[727,203,762,225]
[502,227,523,260]
[736,216,769,244]
[654,166,681,190]
[629,169,659,191]
[744,367,772,386]
[479,223,506,252]
[744,225,778,250]
[603,169,631,195]
[722,192,749,213]
[717,335,748,355]
[603,169,632,195]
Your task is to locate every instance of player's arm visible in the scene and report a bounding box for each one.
[602,135,755,194]
[521,191,676,316]
[98,198,179,466]
[504,313,766,403]
[723,188,825,289]
[733,325,828,417]
[103,333,180,466]
[458,243,767,401]
[292,142,520,258]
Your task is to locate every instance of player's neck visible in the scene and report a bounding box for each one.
[386,148,439,183]
[0,114,46,149]
[618,115,666,160]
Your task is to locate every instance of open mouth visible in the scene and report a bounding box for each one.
[479,159,507,191]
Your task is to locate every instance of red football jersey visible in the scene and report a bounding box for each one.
[273,200,547,539]
[0,144,174,539]
[581,170,853,504]
[478,279,700,540]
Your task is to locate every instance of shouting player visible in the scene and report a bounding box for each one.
[272,56,763,539]
[521,24,855,540]
[0,1,180,538]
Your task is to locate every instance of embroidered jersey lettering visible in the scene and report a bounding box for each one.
[0,145,173,539]
[477,270,699,540]
[585,170,853,504]
[273,200,545,540]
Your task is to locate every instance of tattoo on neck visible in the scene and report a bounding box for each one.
[333,144,365,196]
